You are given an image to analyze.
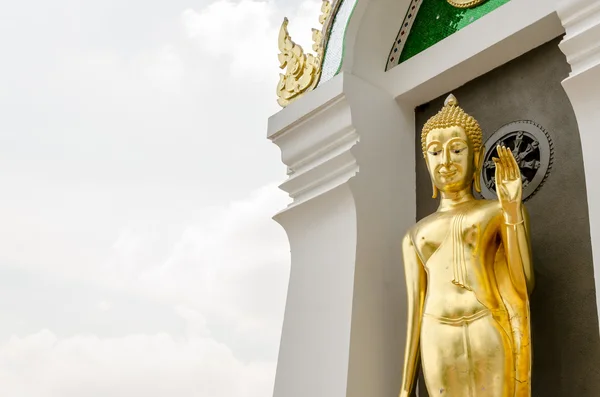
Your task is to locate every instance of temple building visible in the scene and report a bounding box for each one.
[267,0,600,396]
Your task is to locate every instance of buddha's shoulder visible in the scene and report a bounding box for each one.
[472,198,502,213]
[461,199,504,223]
[407,212,445,240]
[407,199,502,238]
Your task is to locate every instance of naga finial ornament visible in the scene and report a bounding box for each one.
[276,0,331,108]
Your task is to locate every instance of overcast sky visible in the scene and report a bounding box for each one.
[0,0,321,395]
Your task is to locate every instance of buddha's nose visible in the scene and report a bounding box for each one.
[441,148,452,166]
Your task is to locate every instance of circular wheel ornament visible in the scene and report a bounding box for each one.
[479,120,554,202]
[447,0,488,8]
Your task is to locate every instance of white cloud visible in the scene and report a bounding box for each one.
[0,0,322,395]
[182,0,322,79]
[96,301,111,312]
[142,46,186,93]
[0,182,291,395]
[0,0,319,280]
[97,183,292,357]
[0,325,275,397]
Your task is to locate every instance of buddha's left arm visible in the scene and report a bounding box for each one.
[501,204,535,297]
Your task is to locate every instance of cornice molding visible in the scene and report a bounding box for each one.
[558,0,600,77]
[269,87,359,207]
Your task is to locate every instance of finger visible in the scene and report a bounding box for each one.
[505,146,516,180]
[503,146,514,180]
[498,145,508,180]
[509,148,520,180]
[502,146,514,180]
[493,157,501,186]
[494,147,503,181]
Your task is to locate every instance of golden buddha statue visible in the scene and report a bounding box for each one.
[399,95,534,397]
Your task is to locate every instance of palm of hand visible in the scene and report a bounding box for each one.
[494,145,522,218]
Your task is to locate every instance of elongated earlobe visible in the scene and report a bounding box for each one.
[473,148,484,193]
[474,172,481,193]
[425,157,438,199]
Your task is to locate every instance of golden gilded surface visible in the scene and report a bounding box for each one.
[276,1,331,108]
[400,95,533,397]
[447,0,488,8]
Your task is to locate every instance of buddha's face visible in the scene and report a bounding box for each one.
[425,125,476,194]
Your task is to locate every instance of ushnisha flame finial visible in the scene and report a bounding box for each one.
[444,93,459,107]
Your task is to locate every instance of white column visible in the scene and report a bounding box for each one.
[558,0,600,328]
[268,72,415,397]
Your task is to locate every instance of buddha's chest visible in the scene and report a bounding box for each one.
[413,207,499,267]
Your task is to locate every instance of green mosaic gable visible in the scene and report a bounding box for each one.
[399,0,511,64]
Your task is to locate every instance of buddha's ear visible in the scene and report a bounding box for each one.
[473,146,485,193]
[425,156,439,199]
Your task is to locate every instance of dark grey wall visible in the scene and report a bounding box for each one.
[414,37,600,396]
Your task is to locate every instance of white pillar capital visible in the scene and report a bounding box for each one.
[268,73,415,397]
[268,74,358,208]
[558,0,600,77]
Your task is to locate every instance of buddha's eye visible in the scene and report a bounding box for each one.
[429,151,440,156]
[452,147,466,154]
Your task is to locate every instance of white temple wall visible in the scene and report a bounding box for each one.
[269,73,414,396]
[269,75,358,395]
[558,0,600,330]
[272,186,356,397]
[562,71,600,324]
[343,75,414,397]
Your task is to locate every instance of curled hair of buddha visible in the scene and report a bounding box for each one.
[421,94,483,158]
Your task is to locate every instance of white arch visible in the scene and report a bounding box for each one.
[338,0,600,321]
[341,0,563,100]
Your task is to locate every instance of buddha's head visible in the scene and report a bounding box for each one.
[421,94,484,198]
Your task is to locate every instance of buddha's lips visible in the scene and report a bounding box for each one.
[439,170,458,177]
